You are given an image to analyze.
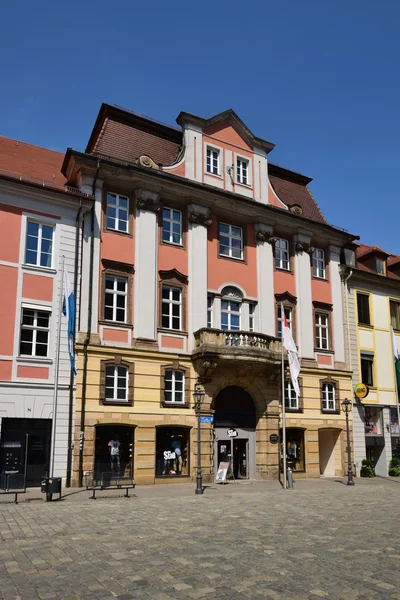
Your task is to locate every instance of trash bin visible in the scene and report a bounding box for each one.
[41,477,62,501]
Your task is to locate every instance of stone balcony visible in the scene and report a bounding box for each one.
[192,328,282,376]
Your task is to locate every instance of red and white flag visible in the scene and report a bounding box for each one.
[282,312,301,396]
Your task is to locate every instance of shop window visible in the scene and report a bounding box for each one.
[390,301,400,331]
[281,428,305,472]
[390,407,400,435]
[361,353,374,387]
[357,293,371,325]
[364,406,382,435]
[155,427,190,477]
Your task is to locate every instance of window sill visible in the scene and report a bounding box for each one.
[218,254,245,263]
[285,408,303,413]
[312,275,328,282]
[16,356,52,364]
[99,320,133,329]
[161,240,184,249]
[162,401,190,409]
[105,227,131,237]
[321,409,341,415]
[158,328,188,336]
[205,171,222,179]
[22,264,57,275]
[101,399,133,406]
[358,323,374,329]
[314,348,334,354]
[236,181,252,189]
[275,267,292,273]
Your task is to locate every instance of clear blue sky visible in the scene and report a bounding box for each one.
[1,0,399,253]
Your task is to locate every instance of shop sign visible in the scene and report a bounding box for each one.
[163,451,176,460]
[1,442,21,448]
[269,434,279,444]
[215,462,229,483]
[355,383,369,399]
[199,416,213,423]
[227,428,238,437]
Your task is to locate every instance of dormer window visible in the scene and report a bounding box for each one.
[376,258,386,275]
[206,147,220,175]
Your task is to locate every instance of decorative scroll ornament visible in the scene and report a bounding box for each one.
[189,212,212,227]
[138,155,160,170]
[295,242,315,255]
[255,230,277,245]
[290,204,303,215]
[136,197,161,212]
[221,286,244,300]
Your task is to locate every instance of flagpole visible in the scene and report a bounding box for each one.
[281,303,287,490]
[50,255,65,478]
[391,326,400,437]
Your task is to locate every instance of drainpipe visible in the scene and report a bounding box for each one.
[78,161,100,487]
[66,197,83,488]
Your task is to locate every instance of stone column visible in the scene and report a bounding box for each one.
[329,245,346,366]
[133,190,160,342]
[187,205,211,351]
[255,224,275,336]
[294,233,314,358]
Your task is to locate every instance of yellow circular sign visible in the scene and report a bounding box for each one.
[354,383,369,399]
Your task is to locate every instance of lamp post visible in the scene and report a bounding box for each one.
[341,398,355,486]
[193,384,205,495]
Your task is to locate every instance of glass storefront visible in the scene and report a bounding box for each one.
[280,428,305,472]
[155,427,189,477]
[364,407,383,435]
[389,407,400,435]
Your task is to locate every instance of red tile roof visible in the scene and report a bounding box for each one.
[269,171,326,223]
[356,243,390,259]
[355,243,400,280]
[0,136,66,189]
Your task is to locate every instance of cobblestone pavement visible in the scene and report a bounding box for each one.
[0,478,399,600]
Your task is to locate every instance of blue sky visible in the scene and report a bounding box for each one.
[1,0,399,252]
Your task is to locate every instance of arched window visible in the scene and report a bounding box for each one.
[220,286,243,331]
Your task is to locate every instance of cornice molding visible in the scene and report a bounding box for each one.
[188,211,212,227]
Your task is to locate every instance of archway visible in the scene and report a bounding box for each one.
[318,428,341,477]
[213,386,256,480]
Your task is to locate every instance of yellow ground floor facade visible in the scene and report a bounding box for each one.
[71,346,353,485]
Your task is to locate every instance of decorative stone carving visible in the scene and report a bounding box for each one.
[138,155,160,170]
[255,230,277,245]
[221,286,244,300]
[136,197,161,212]
[290,204,303,215]
[295,242,315,255]
[189,211,212,227]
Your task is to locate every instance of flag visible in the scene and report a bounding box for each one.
[391,326,400,396]
[63,268,77,375]
[282,311,300,396]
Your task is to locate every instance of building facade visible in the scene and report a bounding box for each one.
[60,104,358,486]
[0,137,92,486]
[342,244,400,476]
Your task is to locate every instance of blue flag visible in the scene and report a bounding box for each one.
[62,268,77,375]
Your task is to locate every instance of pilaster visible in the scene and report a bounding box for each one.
[255,223,275,336]
[329,244,346,365]
[294,232,314,358]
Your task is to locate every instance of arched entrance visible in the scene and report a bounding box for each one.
[318,428,341,477]
[213,386,256,480]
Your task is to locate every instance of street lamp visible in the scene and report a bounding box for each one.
[341,398,355,486]
[193,384,205,495]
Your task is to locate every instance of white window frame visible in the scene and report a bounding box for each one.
[25,220,54,269]
[219,223,243,260]
[236,157,250,185]
[284,380,299,410]
[161,286,182,331]
[315,312,329,350]
[322,382,336,411]
[164,369,185,404]
[105,364,128,402]
[275,239,290,270]
[19,306,51,358]
[206,146,220,176]
[312,248,326,279]
[162,207,182,246]
[249,303,256,332]
[221,299,241,331]
[104,276,127,323]
[106,192,129,233]
[207,295,214,328]
[277,305,292,338]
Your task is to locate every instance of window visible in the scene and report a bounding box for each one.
[207,295,214,328]
[236,158,249,185]
[25,221,54,268]
[164,370,185,404]
[104,276,127,323]
[221,299,241,330]
[275,239,290,270]
[277,305,292,338]
[106,193,129,233]
[365,406,382,435]
[357,293,371,325]
[156,427,190,477]
[284,380,298,410]
[249,304,256,332]
[376,258,386,275]
[315,312,329,349]
[281,429,305,472]
[162,208,182,245]
[219,223,243,260]
[390,301,400,330]
[312,248,325,279]
[322,382,336,411]
[105,365,128,402]
[162,286,181,330]
[19,308,50,357]
[206,147,220,175]
[361,353,374,387]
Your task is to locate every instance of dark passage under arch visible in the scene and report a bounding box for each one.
[214,386,256,429]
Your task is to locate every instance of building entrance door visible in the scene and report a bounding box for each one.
[216,437,249,479]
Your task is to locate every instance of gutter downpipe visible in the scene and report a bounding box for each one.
[66,197,83,488]
[78,161,100,487]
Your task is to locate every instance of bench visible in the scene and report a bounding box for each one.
[0,474,26,504]
[85,472,135,500]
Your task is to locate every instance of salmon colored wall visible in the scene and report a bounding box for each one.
[158,243,188,275]
[0,265,18,355]
[101,230,135,264]
[17,365,49,379]
[274,271,296,297]
[0,204,22,263]
[312,277,332,304]
[161,335,184,350]
[165,162,185,177]
[102,328,129,343]
[316,354,333,366]
[207,219,257,297]
[0,361,12,381]
[22,273,53,302]
[203,124,253,152]
[268,183,287,208]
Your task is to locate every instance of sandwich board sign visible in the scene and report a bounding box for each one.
[215,462,230,483]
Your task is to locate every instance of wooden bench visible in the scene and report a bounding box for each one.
[0,474,26,504]
[85,472,135,500]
